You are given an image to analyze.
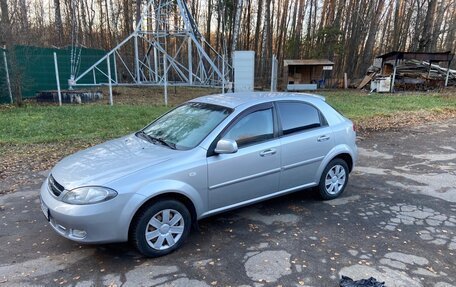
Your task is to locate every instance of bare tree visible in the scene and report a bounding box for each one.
[0,0,11,45]
[54,0,64,46]
[231,0,243,53]
[418,0,438,52]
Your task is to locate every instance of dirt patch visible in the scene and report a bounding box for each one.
[355,109,456,135]
[76,86,221,106]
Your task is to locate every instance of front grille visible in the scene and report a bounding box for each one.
[48,174,65,197]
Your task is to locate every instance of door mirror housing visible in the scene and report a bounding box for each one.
[214,139,238,154]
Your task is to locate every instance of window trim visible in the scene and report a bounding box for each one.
[207,102,278,157]
[274,100,328,137]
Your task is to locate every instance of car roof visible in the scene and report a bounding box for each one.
[190,92,326,109]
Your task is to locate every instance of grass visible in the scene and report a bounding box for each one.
[0,105,169,144]
[0,91,455,145]
[322,91,456,120]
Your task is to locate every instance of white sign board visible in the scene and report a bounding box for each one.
[233,51,255,92]
[323,65,333,70]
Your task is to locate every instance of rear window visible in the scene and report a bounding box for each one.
[277,102,323,135]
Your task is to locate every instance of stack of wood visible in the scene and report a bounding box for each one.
[357,60,456,91]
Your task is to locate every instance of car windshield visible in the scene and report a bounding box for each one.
[141,102,232,150]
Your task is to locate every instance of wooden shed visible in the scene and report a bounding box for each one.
[283,59,334,91]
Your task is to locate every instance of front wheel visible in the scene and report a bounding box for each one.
[130,200,191,257]
[318,158,349,200]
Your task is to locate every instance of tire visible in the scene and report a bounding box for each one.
[130,200,191,257]
[318,158,349,200]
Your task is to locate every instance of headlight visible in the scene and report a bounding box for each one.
[62,186,118,205]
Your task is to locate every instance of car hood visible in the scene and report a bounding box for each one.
[51,134,177,190]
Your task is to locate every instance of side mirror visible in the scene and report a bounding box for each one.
[214,139,238,154]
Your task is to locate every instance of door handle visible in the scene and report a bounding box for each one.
[260,149,277,157]
[317,135,330,142]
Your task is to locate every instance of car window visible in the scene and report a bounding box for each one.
[142,102,232,150]
[277,102,322,135]
[223,108,274,147]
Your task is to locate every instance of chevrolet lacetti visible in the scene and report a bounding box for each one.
[40,92,358,257]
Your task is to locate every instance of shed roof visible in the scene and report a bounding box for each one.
[284,59,334,66]
[376,51,454,62]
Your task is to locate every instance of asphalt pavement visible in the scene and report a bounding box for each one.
[1,119,455,287]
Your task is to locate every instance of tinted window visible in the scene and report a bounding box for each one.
[277,102,322,135]
[224,109,274,147]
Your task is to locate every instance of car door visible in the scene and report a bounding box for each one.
[276,101,334,191]
[206,103,281,211]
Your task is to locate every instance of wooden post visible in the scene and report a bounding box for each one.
[344,73,348,89]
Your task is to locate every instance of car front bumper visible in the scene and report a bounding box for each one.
[39,178,145,244]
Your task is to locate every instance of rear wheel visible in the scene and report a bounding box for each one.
[130,200,191,257]
[318,158,349,200]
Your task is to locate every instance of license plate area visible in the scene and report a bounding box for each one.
[40,198,49,221]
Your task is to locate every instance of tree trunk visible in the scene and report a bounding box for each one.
[205,0,212,49]
[291,0,305,58]
[418,0,437,52]
[359,0,385,76]
[54,0,64,46]
[260,1,270,77]
[253,0,263,56]
[136,0,141,27]
[231,0,243,53]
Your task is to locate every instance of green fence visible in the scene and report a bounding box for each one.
[0,45,108,104]
[0,47,10,103]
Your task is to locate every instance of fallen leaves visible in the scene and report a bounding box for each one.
[0,140,101,194]
[355,108,456,135]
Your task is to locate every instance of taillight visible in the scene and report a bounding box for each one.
[352,124,356,132]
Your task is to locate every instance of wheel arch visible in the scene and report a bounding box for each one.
[128,192,198,241]
[317,145,356,182]
[333,153,353,172]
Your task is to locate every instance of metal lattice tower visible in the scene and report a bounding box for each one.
[71,0,230,88]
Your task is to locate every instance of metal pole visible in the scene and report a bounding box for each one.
[428,61,432,78]
[3,48,13,104]
[188,37,193,85]
[390,58,398,93]
[53,52,62,106]
[113,52,118,84]
[134,34,140,83]
[222,55,225,95]
[163,54,168,106]
[271,54,276,92]
[445,60,452,87]
[107,54,113,106]
[154,47,158,82]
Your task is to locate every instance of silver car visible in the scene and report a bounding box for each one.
[40,92,357,257]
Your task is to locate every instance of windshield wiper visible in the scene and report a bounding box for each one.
[135,131,176,149]
[148,136,176,150]
[135,131,154,143]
